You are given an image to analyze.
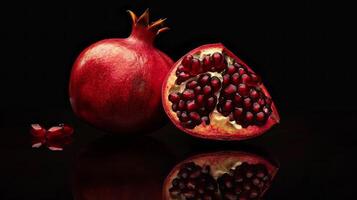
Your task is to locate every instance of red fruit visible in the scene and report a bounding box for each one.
[162,43,280,140]
[69,9,173,133]
[162,151,279,200]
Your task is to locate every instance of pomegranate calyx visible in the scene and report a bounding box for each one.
[127,9,169,43]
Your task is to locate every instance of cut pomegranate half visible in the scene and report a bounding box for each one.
[162,151,278,200]
[162,43,280,140]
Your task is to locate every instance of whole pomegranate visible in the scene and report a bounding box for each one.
[69,9,173,133]
[162,44,280,140]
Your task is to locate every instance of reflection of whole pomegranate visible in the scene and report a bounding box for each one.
[163,151,279,200]
[69,10,173,133]
[72,135,174,200]
[162,44,280,140]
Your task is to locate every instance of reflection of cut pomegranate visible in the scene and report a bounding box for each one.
[162,44,280,140]
[163,151,278,200]
[69,9,173,133]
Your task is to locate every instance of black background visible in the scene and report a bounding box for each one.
[0,0,355,199]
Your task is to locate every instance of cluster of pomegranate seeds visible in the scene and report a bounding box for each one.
[169,73,221,129]
[30,123,74,151]
[169,162,218,199]
[218,162,271,200]
[169,52,273,129]
[217,62,272,128]
[176,53,226,84]
[169,162,271,200]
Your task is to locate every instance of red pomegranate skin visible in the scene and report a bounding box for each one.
[69,10,173,133]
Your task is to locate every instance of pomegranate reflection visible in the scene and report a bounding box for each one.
[163,151,279,200]
[72,136,174,200]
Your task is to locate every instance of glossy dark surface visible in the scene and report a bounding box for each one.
[0,110,356,199]
[0,0,353,199]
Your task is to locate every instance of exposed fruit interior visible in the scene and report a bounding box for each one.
[166,154,275,200]
[167,49,273,131]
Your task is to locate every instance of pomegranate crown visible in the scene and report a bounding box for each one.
[127,9,169,36]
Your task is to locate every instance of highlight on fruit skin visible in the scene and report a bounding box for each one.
[162,43,280,140]
[69,9,173,134]
[162,151,279,200]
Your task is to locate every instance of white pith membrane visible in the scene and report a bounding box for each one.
[164,152,277,200]
[166,48,274,136]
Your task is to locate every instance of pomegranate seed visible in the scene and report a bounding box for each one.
[234,107,243,118]
[182,120,195,129]
[182,55,193,67]
[210,77,221,92]
[194,86,202,94]
[265,98,272,105]
[238,84,248,96]
[203,85,212,96]
[256,112,265,121]
[206,97,217,110]
[223,74,230,86]
[263,106,271,114]
[182,89,195,100]
[212,52,223,66]
[187,100,198,111]
[243,98,252,109]
[234,93,242,103]
[245,112,254,122]
[224,84,237,95]
[231,73,240,84]
[196,94,205,106]
[172,103,178,111]
[252,102,261,112]
[30,124,46,138]
[257,98,265,106]
[191,58,201,75]
[223,100,233,112]
[250,89,260,99]
[241,74,251,83]
[178,65,189,72]
[189,112,201,122]
[181,112,190,122]
[178,100,186,110]
[186,80,198,89]
[226,65,236,74]
[202,55,212,71]
[169,93,180,103]
[238,67,246,75]
[199,74,211,86]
